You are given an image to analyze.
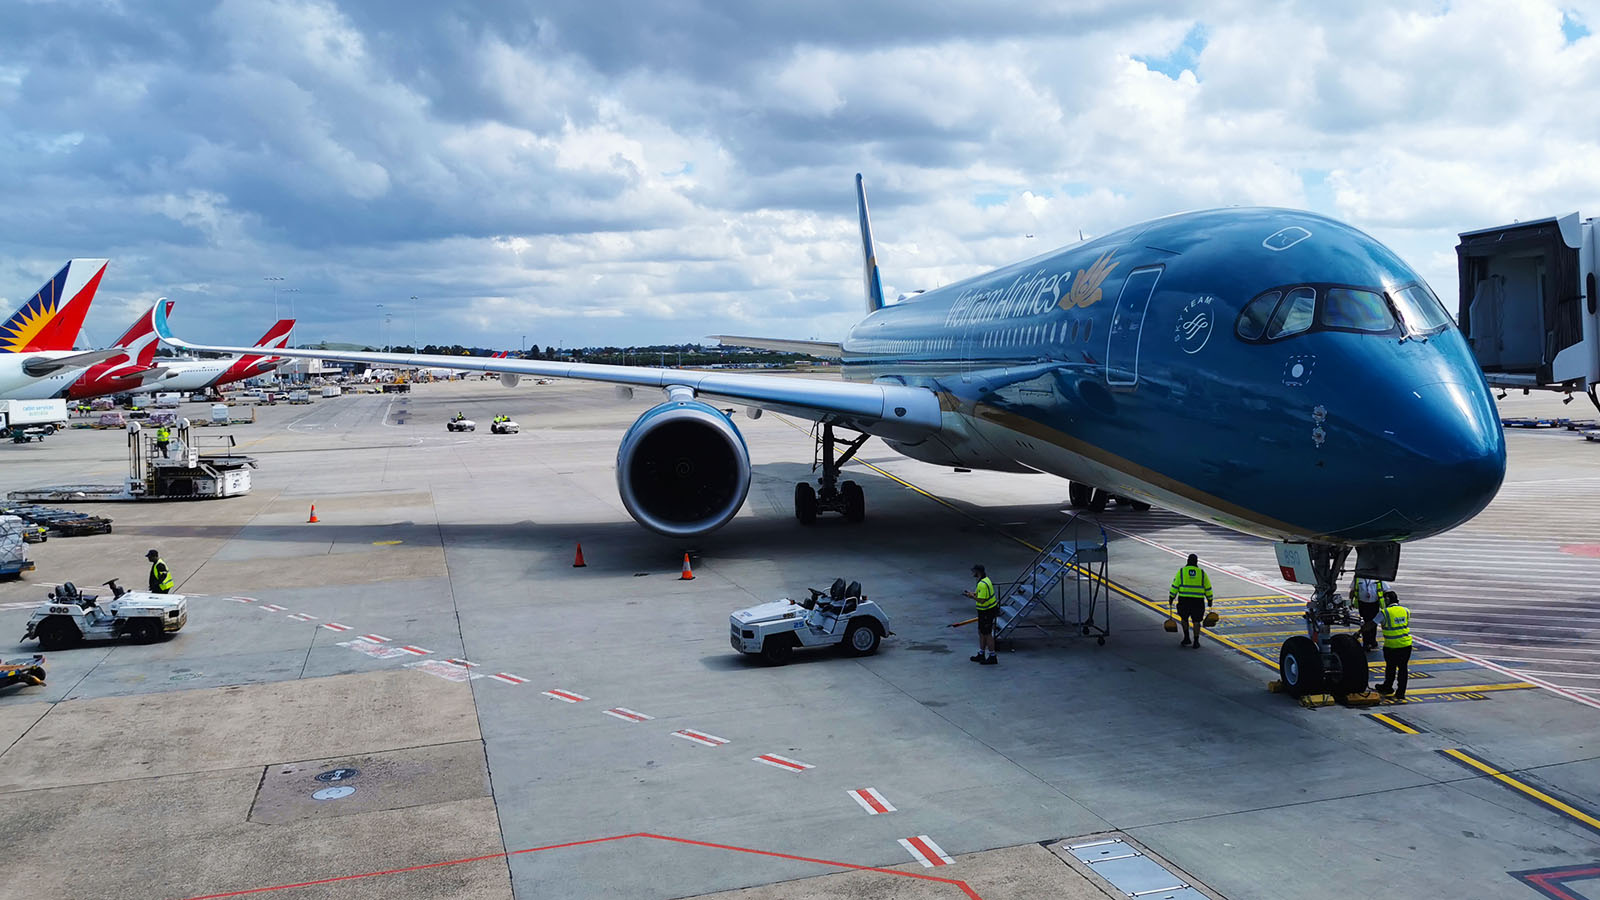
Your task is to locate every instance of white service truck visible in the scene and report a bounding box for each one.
[0,399,68,433]
[22,579,188,647]
[1457,212,1600,411]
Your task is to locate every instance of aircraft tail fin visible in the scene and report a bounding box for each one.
[253,319,295,349]
[111,299,175,368]
[0,258,110,353]
[856,174,885,313]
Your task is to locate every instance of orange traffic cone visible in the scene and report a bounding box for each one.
[679,553,695,580]
[572,543,587,568]
[308,504,319,523]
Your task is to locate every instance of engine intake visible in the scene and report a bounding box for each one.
[616,399,751,537]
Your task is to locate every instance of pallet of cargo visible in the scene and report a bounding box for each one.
[1501,417,1560,428]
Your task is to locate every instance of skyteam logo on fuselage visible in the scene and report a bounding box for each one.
[943,250,1119,327]
[1174,296,1215,355]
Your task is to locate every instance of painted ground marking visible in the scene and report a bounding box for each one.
[602,707,653,723]
[754,753,813,773]
[488,672,528,685]
[899,835,954,868]
[848,788,895,815]
[542,689,588,703]
[672,729,729,747]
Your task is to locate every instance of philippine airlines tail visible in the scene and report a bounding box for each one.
[856,174,885,313]
[0,259,110,353]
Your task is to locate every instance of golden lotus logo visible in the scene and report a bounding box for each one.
[1059,251,1118,310]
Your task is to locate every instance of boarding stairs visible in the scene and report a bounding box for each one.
[994,513,1110,643]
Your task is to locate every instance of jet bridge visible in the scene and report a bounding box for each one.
[1456,212,1600,410]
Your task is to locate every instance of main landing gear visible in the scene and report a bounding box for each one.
[795,422,870,525]
[1277,543,1369,698]
[1067,481,1150,513]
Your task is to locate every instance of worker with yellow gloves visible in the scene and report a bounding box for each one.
[1375,590,1412,701]
[1169,553,1213,649]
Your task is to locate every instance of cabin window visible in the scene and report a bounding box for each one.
[1265,287,1316,339]
[1236,290,1280,340]
[1321,288,1395,333]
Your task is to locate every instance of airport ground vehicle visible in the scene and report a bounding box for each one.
[22,579,188,648]
[0,655,46,689]
[0,515,35,577]
[447,417,476,432]
[730,579,890,664]
[0,399,68,433]
[490,418,519,434]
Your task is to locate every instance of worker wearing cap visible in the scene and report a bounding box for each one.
[155,425,171,458]
[963,563,998,665]
[147,549,174,594]
[1351,576,1385,651]
[1375,590,1412,701]
[1169,554,1213,648]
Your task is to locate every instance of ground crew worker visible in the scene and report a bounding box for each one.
[963,563,998,665]
[147,549,174,593]
[1375,590,1412,700]
[454,411,465,421]
[1169,553,1213,648]
[155,425,171,457]
[1352,576,1384,651]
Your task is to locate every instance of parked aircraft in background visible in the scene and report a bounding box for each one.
[52,300,178,400]
[155,314,295,392]
[152,176,1507,696]
[0,259,118,400]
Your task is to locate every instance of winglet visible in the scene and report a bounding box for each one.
[856,174,885,313]
[150,298,185,347]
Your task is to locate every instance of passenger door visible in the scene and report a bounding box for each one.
[1104,266,1163,388]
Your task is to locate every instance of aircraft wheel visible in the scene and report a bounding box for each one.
[1129,500,1152,511]
[1087,488,1110,513]
[1278,636,1324,697]
[843,620,881,656]
[1097,636,1106,646]
[842,481,865,523]
[794,483,817,525]
[1329,633,1369,694]
[1068,482,1092,509]
[761,634,795,665]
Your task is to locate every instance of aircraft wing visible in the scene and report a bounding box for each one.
[709,335,844,360]
[152,304,940,442]
[21,349,123,377]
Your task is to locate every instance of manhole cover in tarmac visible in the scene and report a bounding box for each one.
[312,786,355,801]
[315,767,360,783]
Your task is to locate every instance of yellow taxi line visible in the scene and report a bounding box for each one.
[1441,748,1600,835]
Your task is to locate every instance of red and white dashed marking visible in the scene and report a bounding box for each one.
[847,788,895,815]
[898,836,953,868]
[321,622,351,632]
[602,707,654,723]
[357,633,390,644]
[444,658,477,668]
[261,604,286,612]
[230,596,256,604]
[672,729,729,747]
[488,672,528,685]
[404,659,482,683]
[398,645,431,656]
[542,689,588,703]
[753,753,813,773]
[338,640,413,660]
[287,613,317,622]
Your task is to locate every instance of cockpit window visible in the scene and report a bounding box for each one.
[1389,282,1453,336]
[1265,287,1315,339]
[1321,288,1395,333]
[1235,290,1280,340]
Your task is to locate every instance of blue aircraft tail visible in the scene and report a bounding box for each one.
[856,174,885,313]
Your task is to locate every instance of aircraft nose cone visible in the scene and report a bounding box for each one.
[1390,380,1506,538]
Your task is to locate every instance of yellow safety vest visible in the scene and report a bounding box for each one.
[151,559,174,592]
[1171,566,1212,602]
[1381,605,1412,649]
[157,428,170,441]
[974,577,997,611]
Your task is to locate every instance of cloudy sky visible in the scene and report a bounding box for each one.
[2,0,1597,350]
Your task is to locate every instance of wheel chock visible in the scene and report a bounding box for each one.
[1341,691,1382,707]
[1297,693,1336,708]
[1266,680,1284,693]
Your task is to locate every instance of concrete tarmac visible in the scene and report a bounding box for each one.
[1,381,1597,900]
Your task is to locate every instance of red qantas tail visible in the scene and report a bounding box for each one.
[253,319,294,349]
[112,299,175,367]
[212,318,296,388]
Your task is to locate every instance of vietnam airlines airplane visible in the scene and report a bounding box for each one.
[0,259,120,400]
[155,316,295,392]
[153,176,1506,695]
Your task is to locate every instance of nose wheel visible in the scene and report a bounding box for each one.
[795,423,871,525]
[1276,543,1367,698]
[1067,481,1152,513]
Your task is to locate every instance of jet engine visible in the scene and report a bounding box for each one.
[616,397,751,537]
[499,373,521,387]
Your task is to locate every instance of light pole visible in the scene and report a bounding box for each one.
[408,296,419,351]
[264,276,284,318]
[279,288,300,346]
[375,303,385,352]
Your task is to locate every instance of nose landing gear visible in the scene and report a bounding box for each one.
[1276,543,1369,698]
[794,422,870,525]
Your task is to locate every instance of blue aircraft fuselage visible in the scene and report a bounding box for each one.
[839,207,1506,546]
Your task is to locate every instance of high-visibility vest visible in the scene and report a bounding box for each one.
[974,577,997,611]
[157,428,171,441]
[1381,605,1412,649]
[1171,566,1212,602]
[151,559,174,592]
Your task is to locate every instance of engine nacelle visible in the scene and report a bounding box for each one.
[616,398,751,537]
[499,373,521,388]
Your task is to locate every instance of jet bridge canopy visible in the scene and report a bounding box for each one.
[1456,213,1598,399]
